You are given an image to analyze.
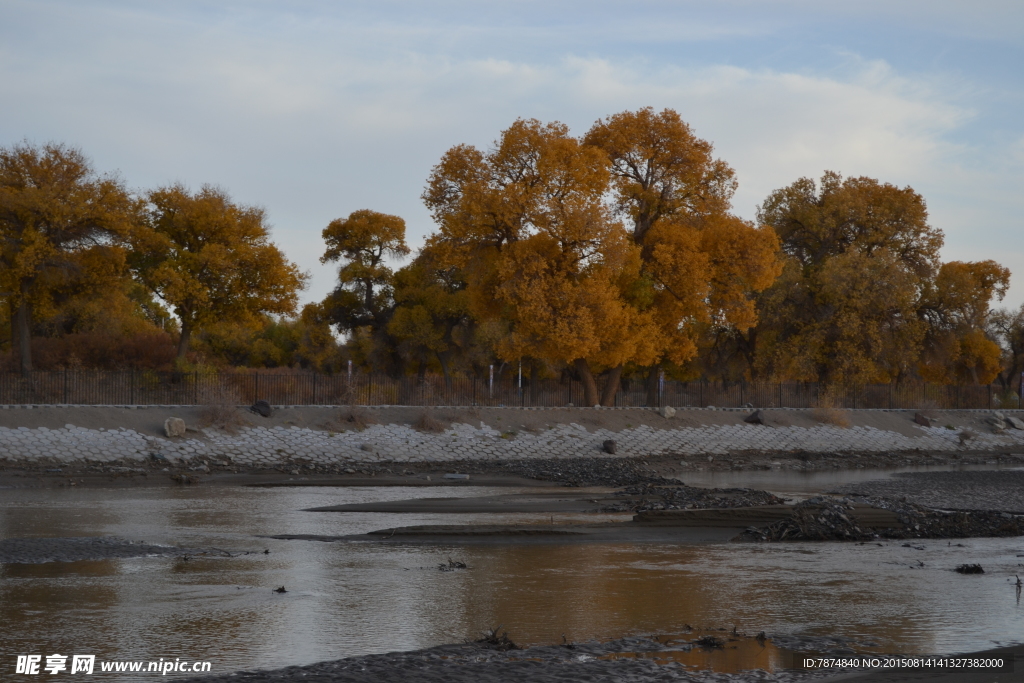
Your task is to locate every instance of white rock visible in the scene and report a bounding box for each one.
[164,418,186,438]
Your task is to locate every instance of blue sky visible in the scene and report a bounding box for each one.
[2,0,1022,307]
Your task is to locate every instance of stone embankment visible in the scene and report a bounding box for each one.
[1,405,1023,472]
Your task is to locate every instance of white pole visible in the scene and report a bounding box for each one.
[489,364,494,398]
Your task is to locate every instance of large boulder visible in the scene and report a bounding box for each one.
[1005,416,1024,430]
[744,410,765,425]
[914,413,938,427]
[603,439,617,454]
[659,405,676,419]
[250,400,273,417]
[984,414,1007,429]
[164,418,186,438]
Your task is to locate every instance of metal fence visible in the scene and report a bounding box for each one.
[0,370,1019,409]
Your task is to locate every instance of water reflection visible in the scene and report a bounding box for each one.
[1,485,1023,677]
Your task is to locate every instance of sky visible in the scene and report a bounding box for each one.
[2,0,1023,308]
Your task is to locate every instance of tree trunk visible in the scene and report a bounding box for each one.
[436,350,452,387]
[176,318,193,361]
[574,358,600,407]
[645,362,661,406]
[15,298,32,377]
[738,329,758,380]
[600,364,623,407]
[8,299,17,361]
[529,359,538,405]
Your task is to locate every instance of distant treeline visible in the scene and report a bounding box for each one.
[2,108,1022,406]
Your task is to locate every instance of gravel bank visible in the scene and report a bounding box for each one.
[172,634,851,683]
[0,536,245,564]
[830,470,1024,513]
[741,495,1024,542]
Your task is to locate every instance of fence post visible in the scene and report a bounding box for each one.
[130,368,135,406]
[254,372,259,402]
[311,373,317,405]
[63,368,68,404]
[988,384,992,410]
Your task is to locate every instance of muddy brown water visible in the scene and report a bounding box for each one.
[2,468,1023,678]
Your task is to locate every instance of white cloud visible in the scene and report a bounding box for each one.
[1,1,1022,307]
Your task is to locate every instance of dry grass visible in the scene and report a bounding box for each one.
[197,385,246,434]
[916,399,941,419]
[342,408,377,431]
[413,411,448,433]
[810,389,852,428]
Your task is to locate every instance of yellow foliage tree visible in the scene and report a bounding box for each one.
[320,209,409,332]
[918,260,1010,384]
[131,184,308,363]
[388,247,472,383]
[584,108,781,400]
[424,118,661,405]
[754,172,944,383]
[0,142,138,374]
[318,209,410,375]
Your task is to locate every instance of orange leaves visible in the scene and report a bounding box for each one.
[585,109,781,366]
[758,171,941,277]
[134,184,308,359]
[584,107,736,243]
[322,209,409,267]
[0,142,140,371]
[493,232,661,368]
[752,172,1012,386]
[424,117,662,372]
[917,260,1011,384]
[420,110,788,382]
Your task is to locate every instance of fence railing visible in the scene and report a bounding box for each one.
[0,371,1020,410]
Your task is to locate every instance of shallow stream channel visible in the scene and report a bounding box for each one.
[2,465,1024,678]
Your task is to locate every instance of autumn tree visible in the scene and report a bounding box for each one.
[752,172,943,384]
[584,108,781,402]
[424,118,662,406]
[318,209,409,374]
[917,260,1010,384]
[0,142,138,375]
[989,304,1024,397]
[131,184,307,363]
[388,247,472,383]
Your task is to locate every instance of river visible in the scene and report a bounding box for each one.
[2,467,1023,677]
